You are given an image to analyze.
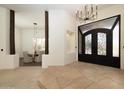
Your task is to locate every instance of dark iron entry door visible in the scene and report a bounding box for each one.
[78,15,120,68]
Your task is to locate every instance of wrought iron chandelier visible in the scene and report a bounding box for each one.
[76,4,98,23]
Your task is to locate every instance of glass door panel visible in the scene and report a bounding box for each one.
[97,33,106,55]
[113,22,119,57]
[85,34,92,54]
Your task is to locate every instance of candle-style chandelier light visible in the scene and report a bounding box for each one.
[76,4,98,23]
[33,23,38,53]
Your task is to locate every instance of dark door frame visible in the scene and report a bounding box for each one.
[78,15,121,68]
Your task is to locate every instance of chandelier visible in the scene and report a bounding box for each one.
[76,4,98,23]
[33,23,38,53]
[33,23,37,37]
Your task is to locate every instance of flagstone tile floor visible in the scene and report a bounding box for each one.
[0,61,124,89]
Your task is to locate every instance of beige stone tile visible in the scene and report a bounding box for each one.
[76,68,106,82]
[87,78,124,89]
[104,70,124,86]
[65,77,94,89]
[0,61,124,89]
[56,75,74,88]
[61,68,81,79]
[0,67,42,89]
[41,69,61,79]
[12,79,39,89]
[40,67,81,88]
[38,71,59,89]
[37,81,46,89]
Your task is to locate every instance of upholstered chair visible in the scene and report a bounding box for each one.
[23,51,33,63]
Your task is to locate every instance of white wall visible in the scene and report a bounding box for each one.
[76,5,124,69]
[0,6,19,69]
[64,12,76,65]
[21,28,45,56]
[66,32,75,53]
[15,27,22,57]
[42,10,76,68]
[65,32,76,64]
[0,55,19,69]
[0,7,10,55]
[42,10,65,67]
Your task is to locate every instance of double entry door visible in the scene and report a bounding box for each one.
[78,15,120,68]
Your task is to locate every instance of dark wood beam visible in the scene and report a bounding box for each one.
[10,10,15,55]
[45,11,49,54]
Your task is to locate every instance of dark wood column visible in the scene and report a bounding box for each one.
[10,10,15,55]
[45,11,49,54]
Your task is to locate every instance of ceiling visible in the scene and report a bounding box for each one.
[15,11,44,29]
[0,4,112,29]
[0,4,84,12]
